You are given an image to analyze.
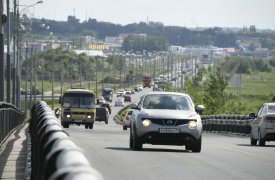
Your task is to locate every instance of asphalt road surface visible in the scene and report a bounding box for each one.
[65,88,275,180]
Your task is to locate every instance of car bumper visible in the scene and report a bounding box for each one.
[136,123,202,145]
[140,132,197,145]
[115,103,124,106]
[263,132,275,141]
[62,118,95,124]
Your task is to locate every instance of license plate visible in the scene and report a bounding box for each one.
[159,128,180,134]
[74,120,83,123]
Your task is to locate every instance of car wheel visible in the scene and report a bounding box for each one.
[129,127,133,149]
[105,120,108,124]
[258,130,265,146]
[191,136,201,153]
[123,125,127,130]
[132,127,142,151]
[62,122,69,128]
[85,124,89,129]
[185,144,191,151]
[250,130,257,146]
[89,123,94,129]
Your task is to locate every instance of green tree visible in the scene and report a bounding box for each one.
[248,42,257,51]
[203,68,228,114]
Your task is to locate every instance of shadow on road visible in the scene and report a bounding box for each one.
[236,144,275,147]
[0,125,26,179]
[105,147,189,153]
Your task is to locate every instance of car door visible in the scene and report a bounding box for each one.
[253,106,264,139]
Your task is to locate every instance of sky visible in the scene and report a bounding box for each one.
[20,0,275,30]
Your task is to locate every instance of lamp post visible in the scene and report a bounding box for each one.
[95,57,98,97]
[0,1,5,101]
[52,55,55,109]
[24,46,28,114]
[41,58,44,100]
[6,0,11,102]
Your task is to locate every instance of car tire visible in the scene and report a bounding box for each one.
[258,130,265,146]
[89,123,94,129]
[129,127,133,149]
[85,124,89,129]
[185,144,191,151]
[132,127,142,151]
[62,122,69,128]
[123,125,127,130]
[250,130,257,146]
[191,136,201,153]
[105,120,108,124]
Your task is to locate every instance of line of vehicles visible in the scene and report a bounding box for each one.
[56,84,145,130]
[56,80,275,153]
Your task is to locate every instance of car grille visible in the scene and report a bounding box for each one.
[67,112,94,116]
[72,112,86,115]
[144,118,195,126]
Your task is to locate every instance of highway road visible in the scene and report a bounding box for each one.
[65,88,275,180]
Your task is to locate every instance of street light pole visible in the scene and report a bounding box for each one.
[60,58,63,96]
[6,0,11,102]
[41,58,44,100]
[34,49,37,102]
[95,57,98,97]
[29,46,33,109]
[16,8,20,108]
[0,1,4,101]
[24,47,28,114]
[12,0,16,105]
[52,55,55,109]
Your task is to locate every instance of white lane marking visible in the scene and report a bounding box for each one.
[211,145,275,160]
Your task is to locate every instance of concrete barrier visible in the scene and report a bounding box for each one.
[28,101,103,180]
[201,115,253,136]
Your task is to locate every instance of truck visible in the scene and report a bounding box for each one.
[59,88,96,129]
[102,88,113,102]
[143,76,152,88]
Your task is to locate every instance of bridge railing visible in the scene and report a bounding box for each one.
[201,115,253,135]
[0,102,25,145]
[28,101,103,180]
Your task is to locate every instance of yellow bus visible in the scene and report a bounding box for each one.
[60,88,96,129]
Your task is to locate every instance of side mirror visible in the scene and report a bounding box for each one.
[196,105,204,115]
[249,113,256,119]
[130,103,139,110]
[54,108,61,119]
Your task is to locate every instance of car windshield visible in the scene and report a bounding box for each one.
[268,105,275,113]
[62,94,96,108]
[142,94,192,110]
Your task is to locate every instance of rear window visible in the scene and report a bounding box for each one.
[268,105,275,113]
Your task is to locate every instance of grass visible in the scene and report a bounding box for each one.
[225,69,275,113]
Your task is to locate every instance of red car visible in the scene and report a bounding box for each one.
[124,95,131,102]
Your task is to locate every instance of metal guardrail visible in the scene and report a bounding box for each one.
[0,102,25,145]
[28,101,103,180]
[201,115,253,135]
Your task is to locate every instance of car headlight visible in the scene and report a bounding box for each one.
[66,114,71,118]
[188,121,197,129]
[142,119,151,127]
[87,115,91,119]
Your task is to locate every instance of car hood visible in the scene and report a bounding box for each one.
[141,109,198,119]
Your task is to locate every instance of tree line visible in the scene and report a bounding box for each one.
[28,16,249,48]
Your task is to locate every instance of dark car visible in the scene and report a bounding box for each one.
[124,95,131,102]
[96,107,109,124]
[101,103,111,114]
